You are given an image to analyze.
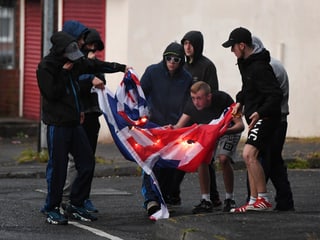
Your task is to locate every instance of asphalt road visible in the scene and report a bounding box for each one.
[1,169,319,240]
[0,136,319,240]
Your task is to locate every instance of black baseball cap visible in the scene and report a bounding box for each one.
[64,41,84,61]
[222,27,252,48]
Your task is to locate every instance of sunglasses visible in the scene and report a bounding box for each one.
[165,56,181,63]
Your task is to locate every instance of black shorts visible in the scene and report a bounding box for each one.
[245,118,280,150]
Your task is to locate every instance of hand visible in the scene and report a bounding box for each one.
[248,112,260,130]
[80,112,85,124]
[92,77,105,90]
[125,66,133,73]
[232,103,242,117]
[87,51,96,59]
[63,61,74,70]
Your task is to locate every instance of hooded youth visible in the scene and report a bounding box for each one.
[79,28,106,115]
[83,28,104,51]
[62,20,89,39]
[37,31,126,126]
[181,31,219,91]
[236,42,282,123]
[140,42,192,125]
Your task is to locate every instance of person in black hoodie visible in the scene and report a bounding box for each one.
[62,21,103,213]
[222,27,282,212]
[79,28,106,169]
[37,31,128,224]
[248,36,294,211]
[181,31,222,208]
[77,28,107,213]
[62,19,89,49]
[181,31,219,91]
[62,27,106,213]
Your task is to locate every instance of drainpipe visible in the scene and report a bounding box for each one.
[38,0,55,151]
[19,0,25,117]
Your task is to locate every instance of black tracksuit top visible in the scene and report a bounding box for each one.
[236,49,282,124]
[37,32,126,126]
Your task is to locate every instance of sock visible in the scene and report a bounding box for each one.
[201,194,211,202]
[248,196,257,205]
[258,193,269,202]
[225,192,234,200]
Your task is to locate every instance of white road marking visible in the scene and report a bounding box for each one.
[35,188,131,195]
[69,221,124,240]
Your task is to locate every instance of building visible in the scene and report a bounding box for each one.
[0,0,319,138]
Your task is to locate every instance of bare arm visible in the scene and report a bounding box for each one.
[224,115,245,135]
[172,114,191,129]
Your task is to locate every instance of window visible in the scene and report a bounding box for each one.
[0,1,15,69]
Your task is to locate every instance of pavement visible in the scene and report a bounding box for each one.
[0,121,320,240]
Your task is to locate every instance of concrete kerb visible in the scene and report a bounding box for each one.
[1,132,320,179]
[1,148,320,179]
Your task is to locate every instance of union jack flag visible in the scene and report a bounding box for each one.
[96,70,234,220]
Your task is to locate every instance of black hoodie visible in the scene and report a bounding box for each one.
[181,31,219,91]
[236,49,282,123]
[36,31,126,126]
[79,28,106,115]
[84,28,104,51]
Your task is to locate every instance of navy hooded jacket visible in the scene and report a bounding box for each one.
[62,20,89,39]
[140,42,192,125]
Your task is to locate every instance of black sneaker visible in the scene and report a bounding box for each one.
[65,204,97,222]
[192,199,213,214]
[274,205,295,212]
[146,201,160,216]
[84,199,99,213]
[46,207,68,225]
[165,196,181,212]
[223,199,236,212]
[165,196,181,206]
[40,207,47,215]
[211,198,222,207]
[61,201,69,211]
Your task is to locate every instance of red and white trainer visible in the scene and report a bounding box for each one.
[230,202,253,213]
[248,197,272,211]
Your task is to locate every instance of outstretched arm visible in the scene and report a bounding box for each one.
[173,114,191,129]
[224,115,245,135]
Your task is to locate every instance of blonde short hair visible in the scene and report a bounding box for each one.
[190,81,211,95]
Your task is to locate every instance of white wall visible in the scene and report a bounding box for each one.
[99,0,320,142]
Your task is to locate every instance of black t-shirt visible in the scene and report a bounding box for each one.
[183,90,234,124]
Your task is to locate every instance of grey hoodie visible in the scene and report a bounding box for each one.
[252,36,289,119]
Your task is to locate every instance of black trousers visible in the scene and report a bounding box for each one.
[142,160,220,205]
[44,125,95,210]
[82,113,101,155]
[142,167,185,206]
[247,121,294,209]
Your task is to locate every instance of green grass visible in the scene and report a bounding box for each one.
[16,148,48,163]
[286,158,310,169]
